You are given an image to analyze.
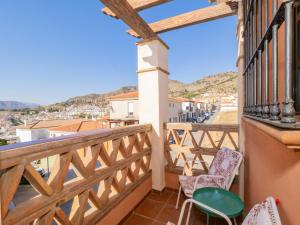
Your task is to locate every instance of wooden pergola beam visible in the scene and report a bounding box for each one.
[102,0,172,18]
[100,0,157,40]
[128,2,238,37]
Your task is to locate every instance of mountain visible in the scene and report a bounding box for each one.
[45,86,137,111]
[0,101,39,110]
[45,72,237,110]
[169,71,238,98]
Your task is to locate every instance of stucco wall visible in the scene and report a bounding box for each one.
[110,99,139,120]
[243,119,300,225]
[16,129,49,143]
[168,101,181,122]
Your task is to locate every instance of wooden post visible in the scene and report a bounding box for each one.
[137,39,169,191]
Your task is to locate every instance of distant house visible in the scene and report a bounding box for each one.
[108,91,184,125]
[49,120,107,137]
[109,92,139,121]
[220,95,238,112]
[16,119,83,142]
[168,97,184,122]
[174,97,198,122]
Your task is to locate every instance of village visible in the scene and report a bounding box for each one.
[0,92,237,144]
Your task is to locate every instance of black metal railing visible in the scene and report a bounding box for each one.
[243,0,299,128]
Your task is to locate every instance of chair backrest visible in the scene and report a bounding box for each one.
[242,197,282,225]
[208,147,243,190]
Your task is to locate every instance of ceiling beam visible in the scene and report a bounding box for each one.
[128,1,238,37]
[100,0,157,39]
[102,0,172,18]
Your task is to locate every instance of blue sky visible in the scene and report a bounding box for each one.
[0,0,237,105]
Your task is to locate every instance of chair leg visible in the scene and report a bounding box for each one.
[176,186,182,209]
[233,218,237,225]
[185,201,193,225]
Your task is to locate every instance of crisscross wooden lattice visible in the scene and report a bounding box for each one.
[164,123,239,174]
[0,124,151,225]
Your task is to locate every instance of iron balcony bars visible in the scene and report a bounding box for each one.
[243,0,298,128]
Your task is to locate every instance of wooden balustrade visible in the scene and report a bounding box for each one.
[164,123,239,174]
[0,124,152,225]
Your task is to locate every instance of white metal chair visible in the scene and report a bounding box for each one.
[176,147,243,209]
[167,197,282,225]
[167,198,233,225]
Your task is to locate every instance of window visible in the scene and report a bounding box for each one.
[295,6,300,113]
[128,102,134,116]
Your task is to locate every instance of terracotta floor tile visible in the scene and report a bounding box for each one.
[147,189,173,203]
[151,222,165,225]
[166,192,186,207]
[122,214,153,225]
[156,204,181,224]
[135,198,164,219]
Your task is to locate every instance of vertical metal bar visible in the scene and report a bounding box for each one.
[248,8,253,114]
[244,5,248,113]
[244,0,248,113]
[247,11,250,114]
[253,0,257,115]
[281,1,296,123]
[270,0,281,120]
[257,0,262,117]
[262,0,270,118]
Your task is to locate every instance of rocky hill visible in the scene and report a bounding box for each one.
[45,72,237,111]
[45,86,137,111]
[169,71,238,99]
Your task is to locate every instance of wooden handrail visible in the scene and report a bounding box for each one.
[0,124,152,225]
[164,123,239,174]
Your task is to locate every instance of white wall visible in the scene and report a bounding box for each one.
[16,129,50,143]
[110,99,139,120]
[49,131,75,138]
[168,101,181,122]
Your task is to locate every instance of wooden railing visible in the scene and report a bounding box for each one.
[0,124,152,225]
[164,123,239,174]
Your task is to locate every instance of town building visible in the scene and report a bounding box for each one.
[108,92,199,124]
[16,119,84,142]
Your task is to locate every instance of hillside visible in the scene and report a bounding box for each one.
[169,72,238,99]
[0,101,39,110]
[45,86,137,111]
[45,72,237,110]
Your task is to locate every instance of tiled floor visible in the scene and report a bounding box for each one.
[120,189,231,225]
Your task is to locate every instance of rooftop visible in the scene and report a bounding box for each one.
[16,119,84,130]
[108,91,194,103]
[48,120,107,132]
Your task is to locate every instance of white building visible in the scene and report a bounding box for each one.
[15,119,84,143]
[219,95,238,112]
[175,98,197,122]
[108,92,184,124]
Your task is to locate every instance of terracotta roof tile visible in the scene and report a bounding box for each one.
[108,91,139,100]
[49,121,106,132]
[16,119,84,130]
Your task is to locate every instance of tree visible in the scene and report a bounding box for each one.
[0,139,8,146]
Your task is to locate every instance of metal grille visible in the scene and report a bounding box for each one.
[243,0,298,128]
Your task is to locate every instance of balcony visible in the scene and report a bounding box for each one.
[0,123,240,225]
[1,0,300,224]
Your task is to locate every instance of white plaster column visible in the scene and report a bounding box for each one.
[137,39,169,191]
